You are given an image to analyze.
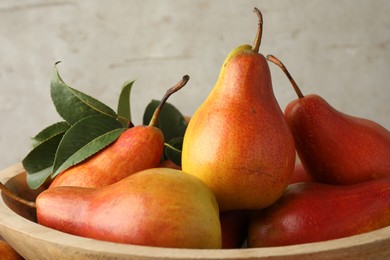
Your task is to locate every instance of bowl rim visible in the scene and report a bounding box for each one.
[1,163,390,259]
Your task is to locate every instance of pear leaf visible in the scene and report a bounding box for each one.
[26,167,52,190]
[22,133,65,189]
[117,79,136,128]
[31,121,70,147]
[143,100,188,142]
[52,115,125,177]
[50,63,117,125]
[164,137,183,166]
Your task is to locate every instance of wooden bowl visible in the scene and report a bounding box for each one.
[1,164,390,259]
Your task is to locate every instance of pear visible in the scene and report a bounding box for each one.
[220,210,251,248]
[267,55,390,185]
[289,162,314,184]
[160,159,181,170]
[0,240,22,260]
[181,8,295,211]
[248,179,390,247]
[37,168,222,249]
[50,76,189,188]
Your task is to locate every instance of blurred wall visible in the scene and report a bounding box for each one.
[0,0,389,170]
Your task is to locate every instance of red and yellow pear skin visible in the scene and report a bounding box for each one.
[285,95,390,184]
[248,179,390,247]
[50,125,164,188]
[182,9,295,211]
[37,168,222,249]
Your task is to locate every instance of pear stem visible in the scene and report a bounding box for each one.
[164,142,182,153]
[149,75,190,127]
[252,7,263,53]
[266,54,305,99]
[0,182,36,209]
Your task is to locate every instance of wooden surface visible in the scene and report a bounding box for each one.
[1,163,390,259]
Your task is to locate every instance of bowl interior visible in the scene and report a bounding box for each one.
[1,171,45,222]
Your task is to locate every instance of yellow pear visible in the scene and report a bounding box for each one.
[182,8,295,211]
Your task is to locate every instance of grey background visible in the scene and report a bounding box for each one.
[1,0,389,170]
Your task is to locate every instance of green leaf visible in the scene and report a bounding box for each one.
[164,137,183,166]
[117,79,135,127]
[31,121,70,147]
[52,128,126,178]
[22,133,65,189]
[143,100,188,142]
[26,167,52,190]
[52,115,126,177]
[50,63,117,125]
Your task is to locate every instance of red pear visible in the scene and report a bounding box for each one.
[267,55,390,185]
[289,162,314,184]
[220,210,251,248]
[50,76,189,188]
[248,179,390,247]
[160,159,181,170]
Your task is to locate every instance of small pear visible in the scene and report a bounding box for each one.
[182,8,295,211]
[248,179,390,247]
[37,168,222,249]
[267,55,390,185]
[50,76,189,188]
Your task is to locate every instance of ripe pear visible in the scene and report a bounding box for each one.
[181,8,295,211]
[248,179,390,247]
[220,210,251,248]
[160,159,181,170]
[37,168,222,249]
[289,162,314,184]
[0,240,23,260]
[50,76,189,188]
[267,55,390,185]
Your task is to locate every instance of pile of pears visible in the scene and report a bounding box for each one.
[4,7,390,250]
